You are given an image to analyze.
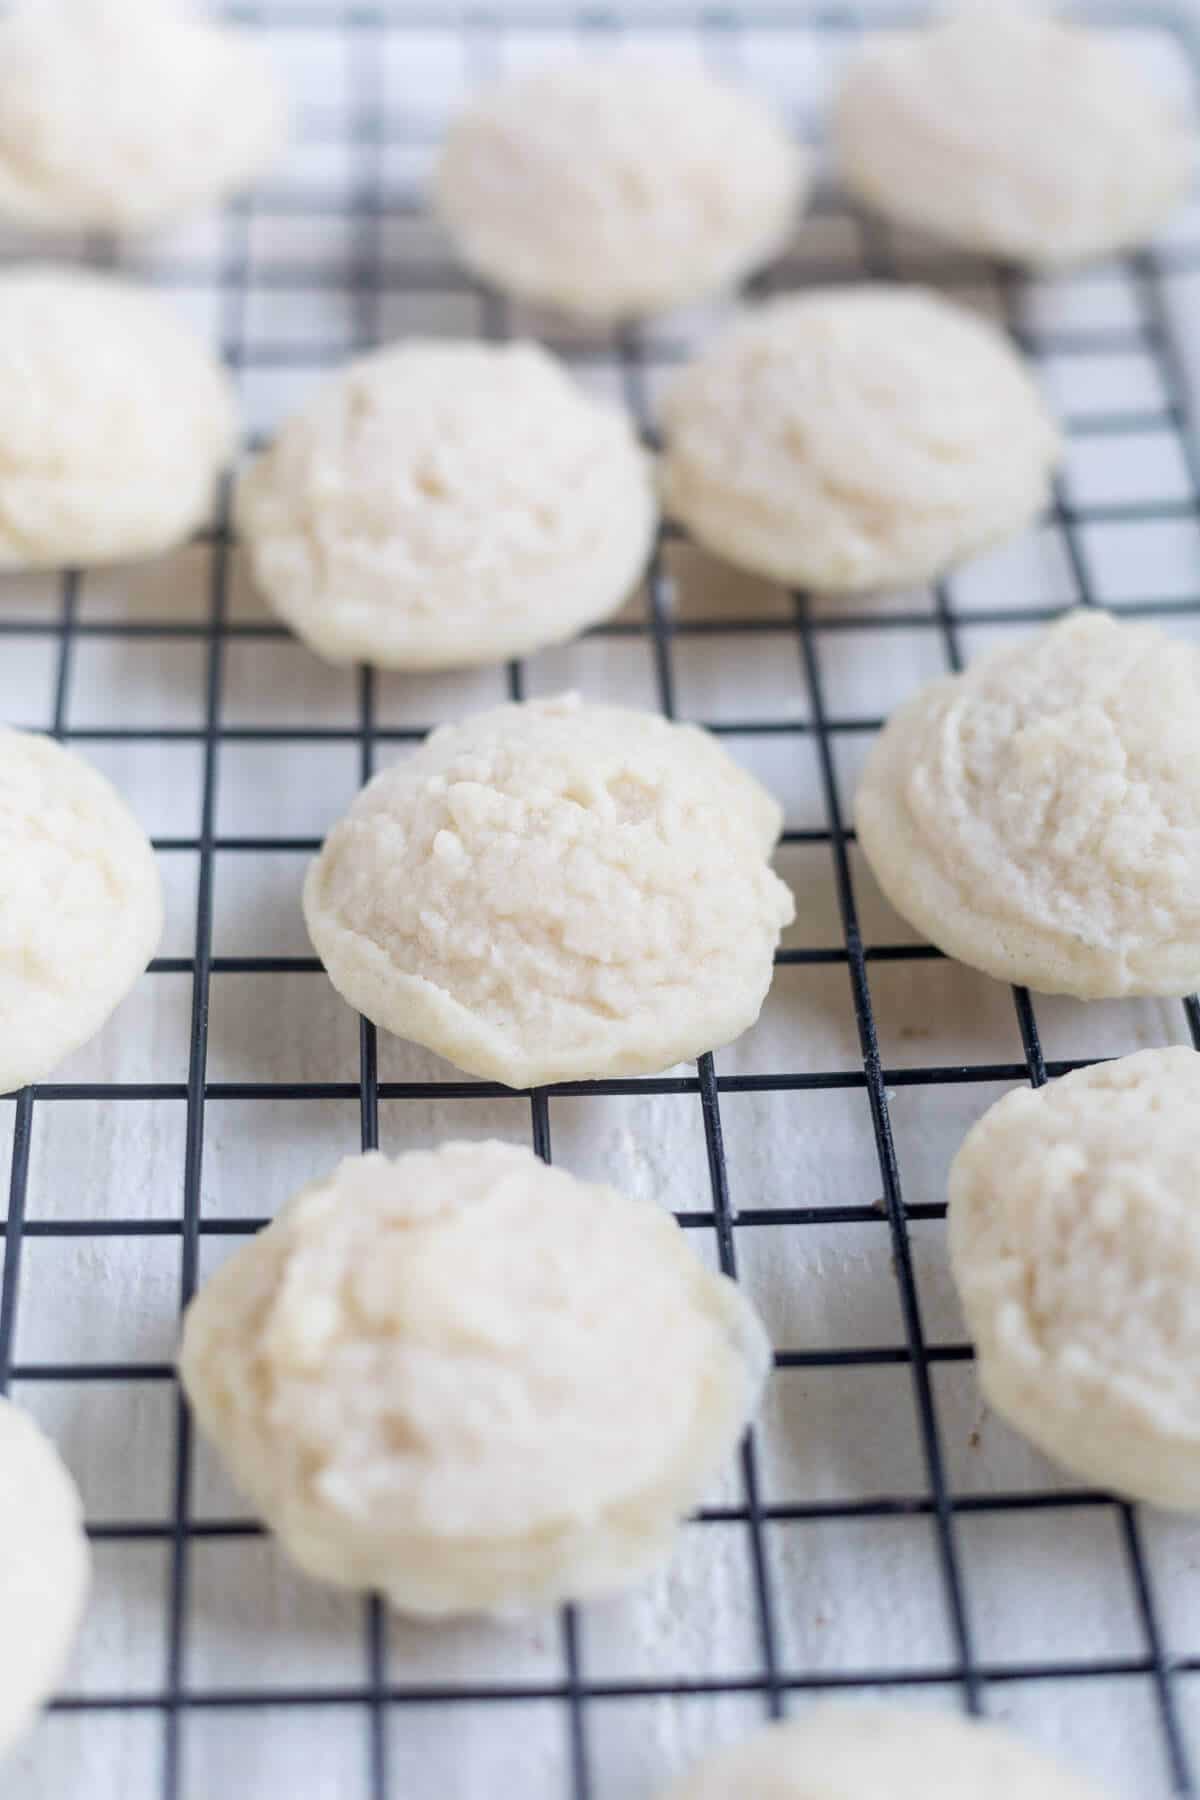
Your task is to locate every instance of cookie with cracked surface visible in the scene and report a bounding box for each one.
[657,1702,1110,1798]
[0,728,163,1095]
[180,1140,770,1616]
[856,610,1200,999]
[950,1047,1200,1509]
[0,0,285,234]
[303,693,794,1086]
[835,5,1194,268]
[659,285,1059,593]
[435,58,806,322]
[0,266,235,570]
[236,339,656,669]
[0,1397,90,1759]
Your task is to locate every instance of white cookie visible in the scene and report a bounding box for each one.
[658,1702,1108,1798]
[856,610,1200,1000]
[660,286,1059,592]
[0,266,235,570]
[236,339,656,669]
[0,0,285,234]
[950,1047,1200,1509]
[303,693,793,1087]
[0,729,163,1094]
[435,60,806,321]
[835,6,1194,268]
[0,1397,90,1758]
[180,1140,769,1616]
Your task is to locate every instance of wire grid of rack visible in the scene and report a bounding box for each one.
[3,3,1200,1796]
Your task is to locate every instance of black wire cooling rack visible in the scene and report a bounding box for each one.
[3,4,1200,1796]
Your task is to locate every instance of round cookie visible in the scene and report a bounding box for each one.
[835,7,1194,269]
[657,1703,1108,1798]
[950,1048,1200,1509]
[0,266,235,569]
[180,1140,770,1616]
[0,0,285,234]
[659,286,1059,592]
[236,339,656,669]
[0,1396,90,1758]
[304,693,793,1087]
[434,60,806,321]
[1,729,163,1094]
[855,610,1200,1000]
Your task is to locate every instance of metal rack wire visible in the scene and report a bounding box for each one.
[3,4,1200,1796]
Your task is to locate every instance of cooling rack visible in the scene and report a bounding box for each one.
[3,3,1200,1796]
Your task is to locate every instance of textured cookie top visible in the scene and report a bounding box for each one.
[0,0,285,232]
[856,611,1200,999]
[180,1141,770,1615]
[303,694,793,1085]
[0,266,235,569]
[0,728,163,1094]
[0,1396,90,1757]
[435,59,806,320]
[660,285,1059,591]
[835,7,1193,266]
[237,339,656,668]
[949,1048,1200,1506]
[659,1702,1108,1798]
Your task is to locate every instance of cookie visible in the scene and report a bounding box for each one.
[180,1141,770,1616]
[660,286,1059,592]
[0,1398,90,1758]
[0,266,235,569]
[950,1047,1200,1509]
[856,611,1200,999]
[0,0,285,233]
[236,339,656,669]
[435,59,806,321]
[658,1702,1108,1798]
[835,6,1194,267]
[303,693,793,1086]
[0,728,163,1094]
